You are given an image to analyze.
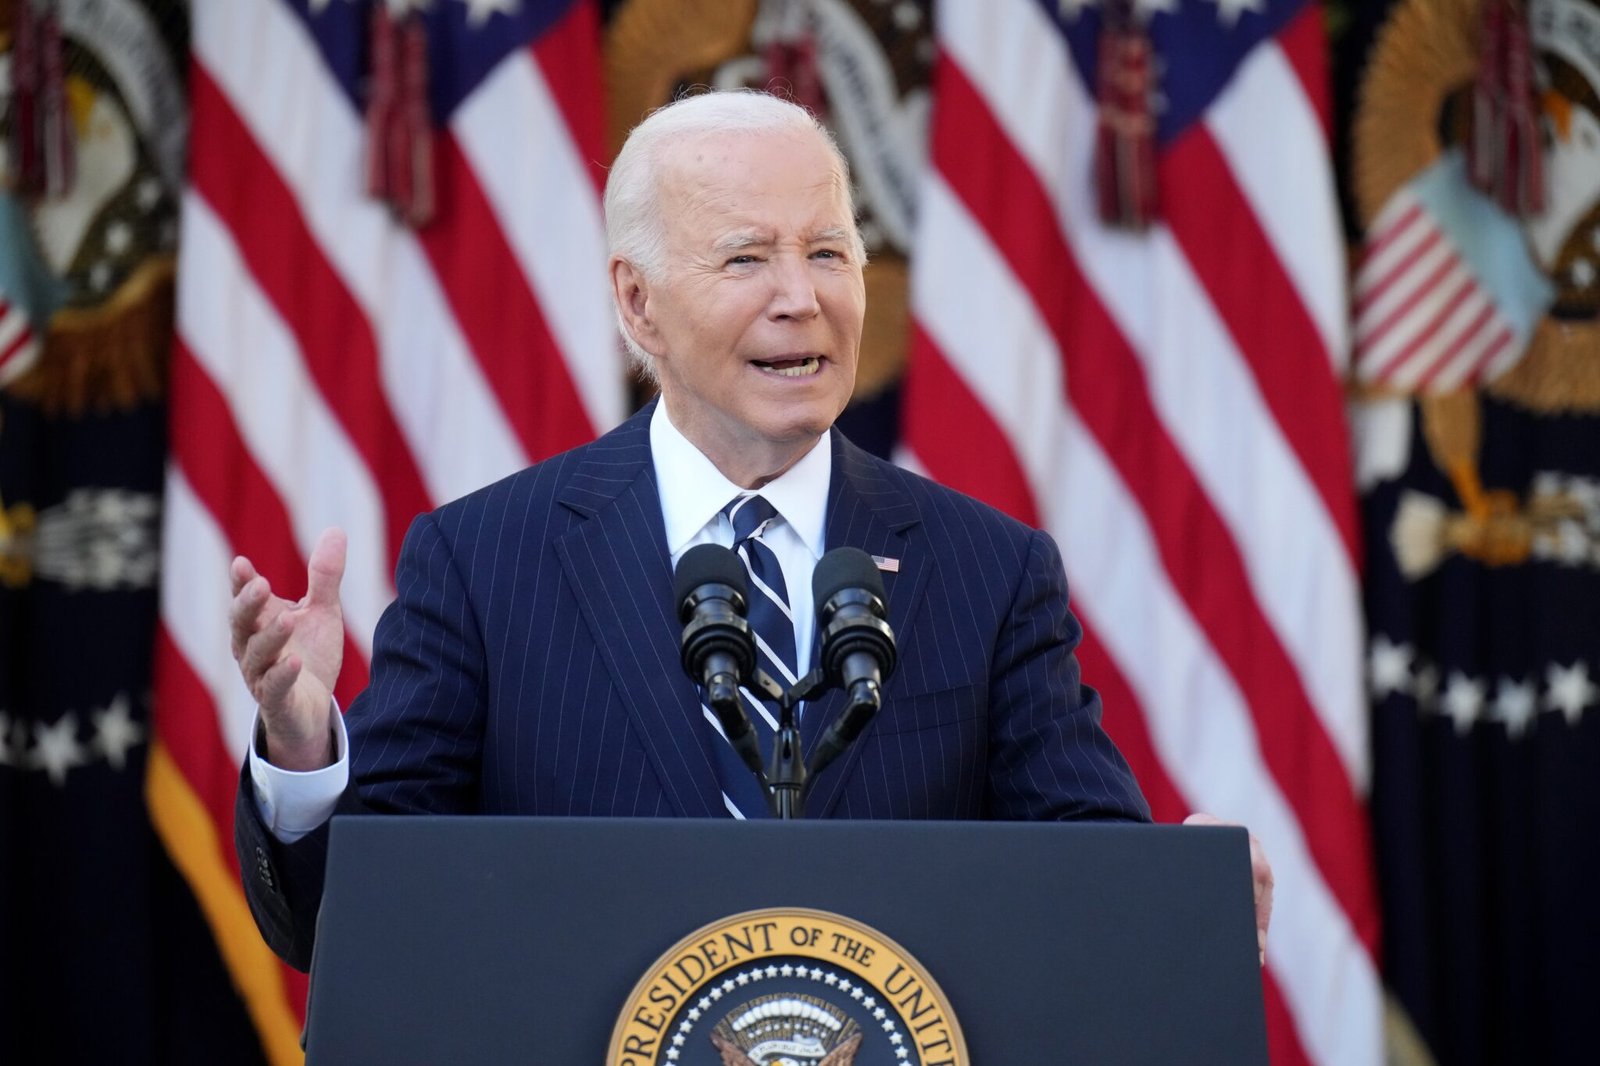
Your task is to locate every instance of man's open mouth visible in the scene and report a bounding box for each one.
[751,356,822,378]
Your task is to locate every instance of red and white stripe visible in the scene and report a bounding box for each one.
[904,2,1381,1064]
[0,295,39,386]
[151,3,620,1061]
[1353,190,1520,391]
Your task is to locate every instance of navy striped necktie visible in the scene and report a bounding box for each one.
[705,493,798,818]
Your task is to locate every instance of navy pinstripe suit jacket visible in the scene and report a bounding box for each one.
[238,403,1149,969]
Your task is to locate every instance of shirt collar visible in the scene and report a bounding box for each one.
[650,401,831,560]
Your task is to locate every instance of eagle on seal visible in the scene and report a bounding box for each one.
[1351,0,1600,577]
[710,1028,864,1066]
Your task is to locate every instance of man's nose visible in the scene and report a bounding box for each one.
[768,255,821,319]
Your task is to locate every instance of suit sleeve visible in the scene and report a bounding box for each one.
[985,529,1151,823]
[235,764,364,971]
[234,509,488,969]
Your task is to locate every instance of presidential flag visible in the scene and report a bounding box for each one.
[903,1,1381,1064]
[1346,0,1600,1060]
[149,2,622,1061]
[0,0,271,1060]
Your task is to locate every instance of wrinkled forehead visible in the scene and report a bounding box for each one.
[656,128,853,221]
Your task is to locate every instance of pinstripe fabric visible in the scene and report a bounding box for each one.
[236,402,1150,969]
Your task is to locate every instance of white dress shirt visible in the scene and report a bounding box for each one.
[650,399,830,677]
[250,402,832,842]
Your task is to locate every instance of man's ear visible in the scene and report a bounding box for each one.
[610,257,662,356]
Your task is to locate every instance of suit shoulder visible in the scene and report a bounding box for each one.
[407,431,630,561]
[846,442,1044,548]
[429,411,650,525]
[440,407,653,519]
[423,449,560,526]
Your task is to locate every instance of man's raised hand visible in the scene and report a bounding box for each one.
[229,528,348,771]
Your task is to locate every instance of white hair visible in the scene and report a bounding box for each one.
[604,90,865,377]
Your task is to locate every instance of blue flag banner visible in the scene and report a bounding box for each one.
[1346,0,1600,1060]
[0,1,263,1061]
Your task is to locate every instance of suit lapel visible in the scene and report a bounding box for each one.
[804,431,931,817]
[552,405,725,818]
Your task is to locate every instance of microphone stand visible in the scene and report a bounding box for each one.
[746,668,827,820]
[771,694,805,820]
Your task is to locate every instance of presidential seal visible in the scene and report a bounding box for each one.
[608,908,966,1066]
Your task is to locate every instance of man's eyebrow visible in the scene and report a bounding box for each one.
[810,226,852,244]
[710,232,771,254]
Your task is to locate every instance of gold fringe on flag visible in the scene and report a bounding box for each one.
[146,742,306,1066]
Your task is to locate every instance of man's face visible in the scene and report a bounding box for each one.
[619,127,865,479]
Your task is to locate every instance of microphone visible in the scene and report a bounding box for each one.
[674,544,764,779]
[809,548,897,775]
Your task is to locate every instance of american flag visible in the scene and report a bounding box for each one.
[1352,153,1552,393]
[0,293,37,388]
[902,1,1382,1064]
[147,1,620,1061]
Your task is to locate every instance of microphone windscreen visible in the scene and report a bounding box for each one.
[811,546,885,608]
[674,543,747,605]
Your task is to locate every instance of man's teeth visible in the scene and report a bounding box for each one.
[757,357,820,378]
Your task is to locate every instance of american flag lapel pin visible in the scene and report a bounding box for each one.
[871,555,900,573]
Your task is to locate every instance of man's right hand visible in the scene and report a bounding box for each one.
[229,528,348,771]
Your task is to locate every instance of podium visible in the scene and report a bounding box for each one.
[303,817,1267,1064]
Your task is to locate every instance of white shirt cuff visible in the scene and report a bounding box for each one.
[248,703,350,844]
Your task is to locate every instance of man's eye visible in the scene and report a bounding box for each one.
[812,248,842,260]
[727,255,758,266]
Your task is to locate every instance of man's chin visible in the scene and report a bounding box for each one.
[755,404,844,441]
[742,411,831,451]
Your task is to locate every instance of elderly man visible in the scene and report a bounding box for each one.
[231,91,1264,972]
